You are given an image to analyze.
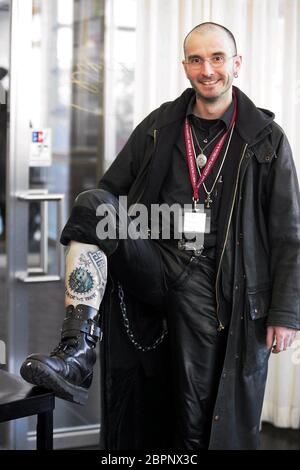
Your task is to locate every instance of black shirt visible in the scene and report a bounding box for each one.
[159,94,238,250]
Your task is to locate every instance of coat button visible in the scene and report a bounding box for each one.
[265,155,271,161]
[245,151,251,159]
[214,415,220,421]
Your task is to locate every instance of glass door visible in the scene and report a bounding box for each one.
[2,0,105,449]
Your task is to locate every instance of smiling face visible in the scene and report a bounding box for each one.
[182,28,242,104]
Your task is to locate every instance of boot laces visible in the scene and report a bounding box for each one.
[50,337,79,356]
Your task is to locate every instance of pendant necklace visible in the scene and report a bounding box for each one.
[191,123,236,208]
[190,124,224,169]
[184,90,238,210]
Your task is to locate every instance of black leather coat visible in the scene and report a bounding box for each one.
[98,87,300,450]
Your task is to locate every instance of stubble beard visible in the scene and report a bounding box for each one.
[195,91,220,103]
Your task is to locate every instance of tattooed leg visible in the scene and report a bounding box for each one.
[20,240,107,403]
[65,241,107,310]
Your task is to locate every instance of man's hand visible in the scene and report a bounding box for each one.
[266,326,297,354]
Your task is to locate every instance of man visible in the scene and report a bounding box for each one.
[21,22,300,450]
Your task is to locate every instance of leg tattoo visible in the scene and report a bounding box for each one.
[65,241,107,310]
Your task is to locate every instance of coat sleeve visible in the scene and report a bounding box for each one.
[266,130,300,329]
[98,110,157,196]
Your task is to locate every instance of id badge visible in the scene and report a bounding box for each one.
[183,210,206,234]
[178,207,211,255]
[179,208,211,237]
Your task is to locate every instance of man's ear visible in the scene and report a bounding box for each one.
[234,54,242,74]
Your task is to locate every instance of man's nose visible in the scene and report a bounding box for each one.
[201,59,214,76]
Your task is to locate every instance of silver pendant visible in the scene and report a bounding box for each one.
[196,153,207,169]
[205,194,213,208]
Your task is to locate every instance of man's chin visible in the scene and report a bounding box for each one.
[195,90,220,103]
[194,83,231,103]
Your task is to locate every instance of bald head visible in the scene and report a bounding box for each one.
[183,22,237,58]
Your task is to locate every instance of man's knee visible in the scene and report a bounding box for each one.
[74,189,118,211]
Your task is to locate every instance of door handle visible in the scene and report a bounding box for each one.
[16,191,65,283]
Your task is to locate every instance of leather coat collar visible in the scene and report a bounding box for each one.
[148,86,275,150]
[141,87,277,208]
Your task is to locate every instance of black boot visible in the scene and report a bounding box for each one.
[20,304,102,405]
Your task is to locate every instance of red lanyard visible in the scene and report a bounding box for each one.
[184,92,237,202]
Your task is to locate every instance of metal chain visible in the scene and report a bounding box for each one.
[117,282,168,352]
[192,122,236,197]
[190,123,224,154]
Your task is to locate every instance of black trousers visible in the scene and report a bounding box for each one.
[61,189,229,450]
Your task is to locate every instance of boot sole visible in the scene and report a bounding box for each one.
[20,359,88,405]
